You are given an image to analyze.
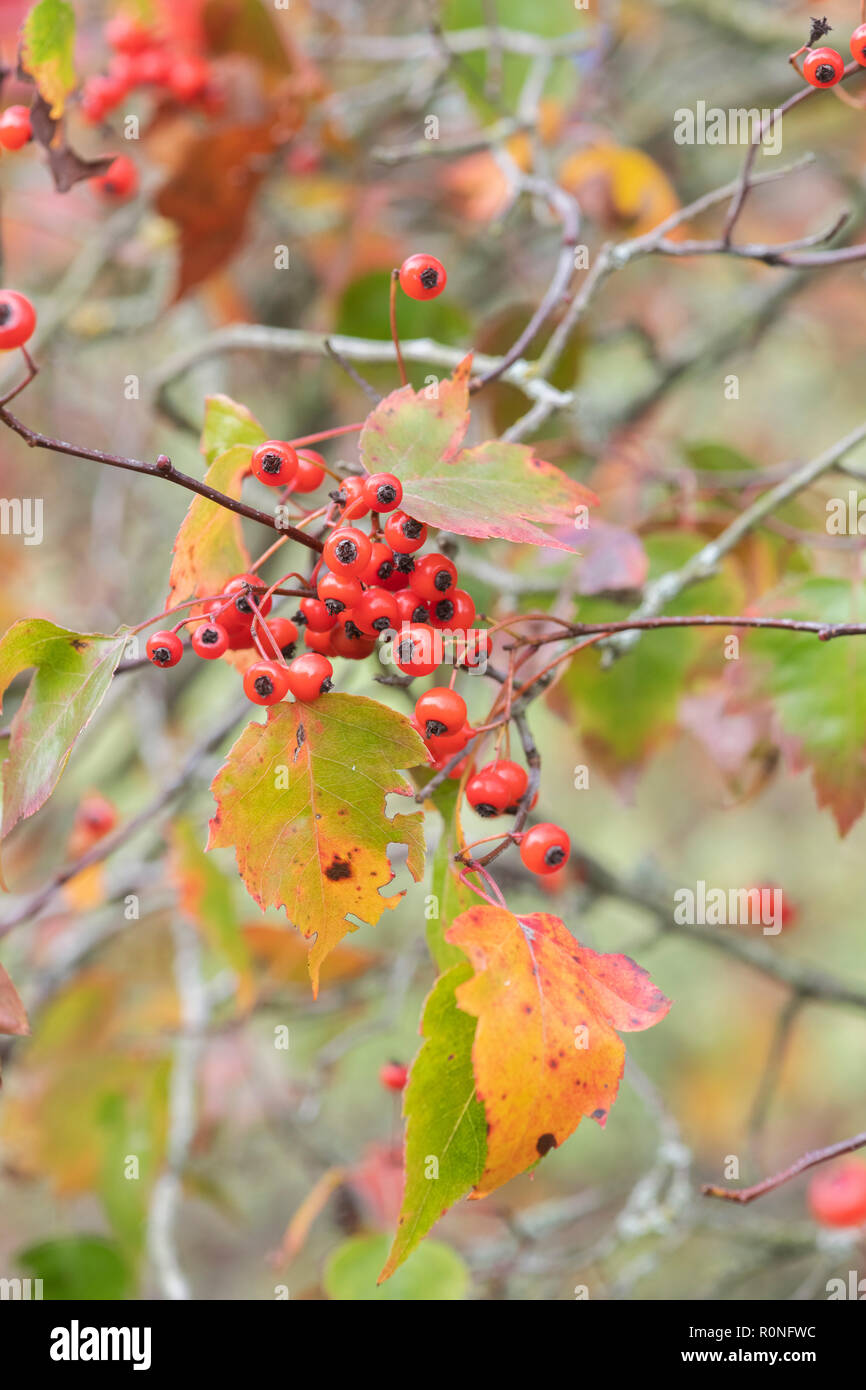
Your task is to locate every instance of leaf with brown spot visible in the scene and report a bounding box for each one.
[446,905,671,1196]
[208,695,428,994]
[360,355,597,550]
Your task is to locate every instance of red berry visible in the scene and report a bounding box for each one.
[134,47,170,85]
[243,659,290,706]
[361,541,396,588]
[106,15,153,53]
[0,290,36,350]
[299,596,338,632]
[146,629,183,667]
[466,770,510,818]
[251,440,298,488]
[362,472,403,512]
[169,55,209,102]
[80,74,126,123]
[90,154,139,200]
[384,511,427,553]
[0,105,32,151]
[398,253,447,300]
[379,1060,409,1091]
[220,574,272,628]
[289,448,327,494]
[264,616,299,657]
[851,23,866,64]
[423,723,473,757]
[488,759,528,808]
[520,823,570,875]
[394,624,439,678]
[395,589,430,625]
[334,476,370,518]
[304,627,335,656]
[803,46,844,86]
[330,619,377,660]
[317,570,363,615]
[808,1160,866,1228]
[286,652,334,700]
[322,526,373,577]
[410,553,458,602]
[191,620,229,659]
[77,793,117,837]
[414,686,467,738]
[429,587,476,631]
[353,587,399,637]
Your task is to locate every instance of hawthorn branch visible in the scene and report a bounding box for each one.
[702,1130,866,1205]
[514,613,866,648]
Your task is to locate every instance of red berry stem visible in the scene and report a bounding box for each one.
[286,422,366,449]
[702,1129,866,1206]
[388,269,408,388]
[0,345,39,409]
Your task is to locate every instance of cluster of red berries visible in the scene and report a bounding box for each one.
[145,572,333,705]
[802,21,866,87]
[0,105,32,152]
[0,289,36,350]
[82,15,215,124]
[467,760,570,874]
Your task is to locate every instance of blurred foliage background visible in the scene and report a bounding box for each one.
[1,0,866,1301]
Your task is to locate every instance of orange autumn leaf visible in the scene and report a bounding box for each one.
[446,905,671,1197]
[242,923,379,987]
[558,143,684,239]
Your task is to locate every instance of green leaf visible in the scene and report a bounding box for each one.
[20,0,77,118]
[209,695,428,994]
[326,1233,468,1301]
[201,393,266,466]
[98,1068,169,1266]
[16,1235,132,1300]
[381,965,485,1281]
[337,270,471,350]
[361,356,596,549]
[748,577,866,835]
[683,441,759,474]
[0,620,129,855]
[427,780,475,970]
[167,445,252,606]
[173,818,254,1009]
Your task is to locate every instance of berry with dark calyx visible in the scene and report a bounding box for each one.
[0,106,32,151]
[191,621,229,659]
[394,623,439,678]
[520,823,571,876]
[384,511,427,553]
[305,627,335,656]
[299,596,338,632]
[448,588,477,631]
[395,589,430,625]
[330,619,377,660]
[391,551,417,578]
[398,253,447,301]
[414,687,467,738]
[243,659,290,706]
[286,652,334,700]
[363,472,403,512]
[76,792,117,838]
[289,448,328,493]
[808,1160,866,1228]
[331,476,369,516]
[466,769,509,818]
[379,1060,409,1091]
[90,154,139,199]
[487,759,529,811]
[411,553,458,601]
[353,587,399,637]
[251,440,298,488]
[317,570,363,615]
[423,722,473,757]
[803,46,844,86]
[362,541,395,587]
[851,23,866,63]
[146,629,183,667]
[0,290,36,350]
[429,597,456,629]
[223,573,272,624]
[322,526,373,577]
[265,616,299,658]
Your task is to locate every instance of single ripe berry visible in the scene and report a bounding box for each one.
[362,541,395,587]
[290,448,327,493]
[304,626,335,656]
[395,589,430,625]
[0,106,32,151]
[243,659,290,706]
[322,526,373,576]
[146,629,183,667]
[251,440,298,488]
[379,1060,409,1092]
[222,573,272,627]
[265,616,299,658]
[384,511,427,553]
[394,623,439,678]
[333,476,370,517]
[851,23,866,64]
[106,15,152,53]
[286,652,333,700]
[0,290,36,350]
[423,723,473,757]
[808,1160,866,1228]
[411,553,458,602]
[90,154,139,199]
[191,621,229,659]
[317,570,363,615]
[803,46,844,86]
[520,823,571,875]
[488,759,528,809]
[363,472,403,512]
[169,55,209,102]
[330,619,377,660]
[448,588,477,631]
[353,587,399,637]
[414,687,467,739]
[299,596,338,632]
[398,253,447,300]
[77,793,117,837]
[466,769,510,818]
